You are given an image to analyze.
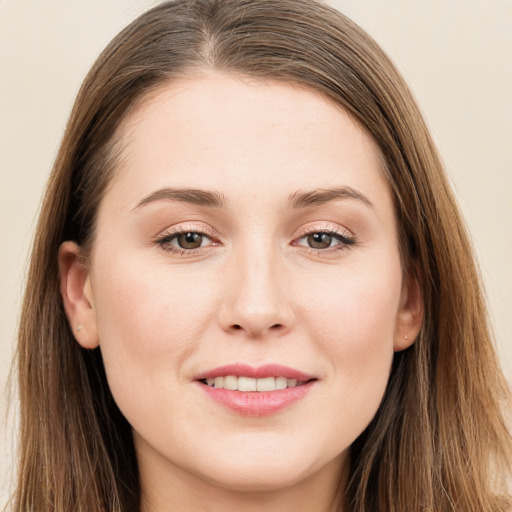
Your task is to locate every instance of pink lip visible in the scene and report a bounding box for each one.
[195,363,314,381]
[195,364,317,417]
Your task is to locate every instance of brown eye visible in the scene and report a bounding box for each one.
[156,228,218,254]
[177,232,204,249]
[307,232,333,249]
[293,229,355,253]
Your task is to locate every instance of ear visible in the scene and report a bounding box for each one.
[394,270,423,352]
[59,241,99,349]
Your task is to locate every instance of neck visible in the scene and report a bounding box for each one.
[138,446,347,512]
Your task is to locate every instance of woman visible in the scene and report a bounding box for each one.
[11,0,511,511]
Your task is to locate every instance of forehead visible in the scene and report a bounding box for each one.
[106,72,391,212]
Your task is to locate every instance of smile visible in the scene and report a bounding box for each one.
[199,376,308,391]
[195,364,317,416]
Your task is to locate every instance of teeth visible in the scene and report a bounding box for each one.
[204,375,305,391]
[238,376,257,391]
[223,375,238,390]
[256,377,275,391]
[275,376,288,390]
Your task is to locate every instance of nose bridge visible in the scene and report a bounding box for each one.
[219,236,293,338]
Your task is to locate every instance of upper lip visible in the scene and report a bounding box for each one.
[195,363,316,381]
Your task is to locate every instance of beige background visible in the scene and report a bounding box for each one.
[1,0,511,504]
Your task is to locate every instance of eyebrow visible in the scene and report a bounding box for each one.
[133,187,227,210]
[133,185,373,211]
[288,187,374,209]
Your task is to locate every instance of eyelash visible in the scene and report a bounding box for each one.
[292,228,357,254]
[155,226,219,256]
[154,226,357,256]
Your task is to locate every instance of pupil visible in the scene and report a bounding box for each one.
[178,232,202,249]
[308,232,332,249]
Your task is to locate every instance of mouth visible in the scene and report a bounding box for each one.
[198,375,312,391]
[195,364,318,416]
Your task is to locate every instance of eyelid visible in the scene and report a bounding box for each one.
[152,221,356,257]
[291,222,357,253]
[156,222,218,239]
[293,222,355,240]
[153,223,221,255]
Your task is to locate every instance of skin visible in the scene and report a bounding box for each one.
[60,72,422,512]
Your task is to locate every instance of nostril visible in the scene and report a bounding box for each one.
[227,322,289,335]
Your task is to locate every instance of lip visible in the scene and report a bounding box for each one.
[195,363,314,381]
[195,364,317,416]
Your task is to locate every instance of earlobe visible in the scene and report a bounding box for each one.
[58,241,99,349]
[394,271,424,352]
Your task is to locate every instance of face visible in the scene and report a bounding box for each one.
[61,73,421,502]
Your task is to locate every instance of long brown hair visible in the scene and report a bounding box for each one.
[11,1,511,510]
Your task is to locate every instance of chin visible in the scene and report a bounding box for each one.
[191,441,346,494]
[201,461,317,493]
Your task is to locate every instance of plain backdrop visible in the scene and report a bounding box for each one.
[1,0,511,504]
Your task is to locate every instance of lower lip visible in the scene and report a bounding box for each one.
[198,381,315,416]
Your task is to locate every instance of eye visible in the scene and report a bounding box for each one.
[155,229,217,253]
[293,229,356,252]
[175,232,207,249]
[305,232,337,249]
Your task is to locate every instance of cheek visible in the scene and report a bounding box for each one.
[297,258,401,405]
[302,263,400,344]
[90,256,219,403]
[95,253,217,336]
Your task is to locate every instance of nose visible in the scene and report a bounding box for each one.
[218,244,295,339]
